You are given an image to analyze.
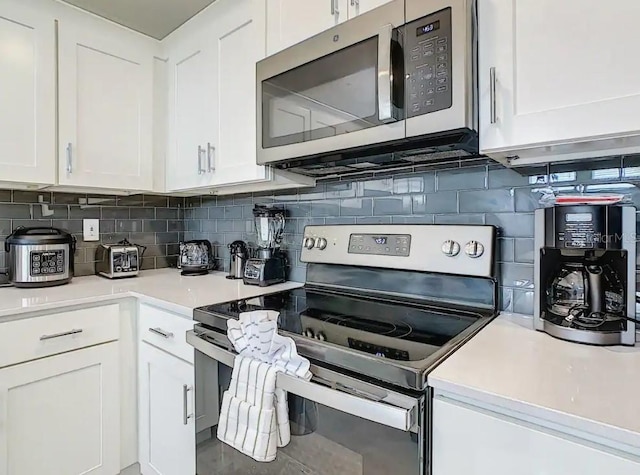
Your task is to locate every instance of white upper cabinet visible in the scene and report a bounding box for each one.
[0,0,56,186]
[479,0,640,166]
[211,0,268,186]
[164,0,314,192]
[347,0,393,18]
[58,7,156,191]
[165,27,217,191]
[266,0,348,55]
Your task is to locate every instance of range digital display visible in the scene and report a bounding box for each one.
[373,237,387,245]
[417,20,440,37]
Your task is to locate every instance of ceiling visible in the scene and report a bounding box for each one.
[62,0,217,40]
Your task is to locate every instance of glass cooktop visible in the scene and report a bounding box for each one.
[194,288,483,363]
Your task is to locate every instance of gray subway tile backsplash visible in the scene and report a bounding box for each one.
[180,160,640,317]
[0,192,184,277]
[2,158,638,317]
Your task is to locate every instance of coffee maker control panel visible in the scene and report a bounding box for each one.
[553,205,623,249]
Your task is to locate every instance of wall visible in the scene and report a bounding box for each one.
[0,191,184,276]
[184,157,640,316]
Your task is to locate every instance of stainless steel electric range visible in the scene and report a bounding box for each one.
[187,224,498,475]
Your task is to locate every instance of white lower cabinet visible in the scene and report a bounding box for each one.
[432,395,640,475]
[0,342,120,475]
[138,342,196,475]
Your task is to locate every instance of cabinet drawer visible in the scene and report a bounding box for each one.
[0,304,120,368]
[139,305,194,363]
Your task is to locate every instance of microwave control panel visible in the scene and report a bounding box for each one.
[405,7,453,117]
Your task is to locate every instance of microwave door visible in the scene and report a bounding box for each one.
[257,0,405,165]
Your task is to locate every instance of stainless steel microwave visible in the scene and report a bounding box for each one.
[256,0,478,177]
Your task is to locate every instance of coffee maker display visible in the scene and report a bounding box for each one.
[534,205,636,346]
[227,240,248,280]
[243,205,286,287]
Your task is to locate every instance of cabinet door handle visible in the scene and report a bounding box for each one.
[331,0,339,16]
[489,67,497,124]
[149,327,174,339]
[197,146,206,175]
[40,329,83,341]
[66,143,73,174]
[183,384,194,425]
[207,143,215,173]
[350,0,359,6]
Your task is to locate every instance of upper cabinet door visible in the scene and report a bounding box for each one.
[266,0,348,55]
[165,31,217,192]
[479,0,640,161]
[0,1,55,185]
[58,14,155,191]
[210,0,268,186]
[347,0,393,18]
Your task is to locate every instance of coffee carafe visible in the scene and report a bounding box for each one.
[227,240,248,280]
[534,205,635,346]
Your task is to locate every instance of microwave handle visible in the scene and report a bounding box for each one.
[377,24,396,123]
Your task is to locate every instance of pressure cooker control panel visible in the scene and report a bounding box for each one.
[31,250,65,276]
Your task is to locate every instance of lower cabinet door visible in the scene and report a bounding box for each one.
[139,342,195,475]
[0,342,120,475]
[432,396,640,475]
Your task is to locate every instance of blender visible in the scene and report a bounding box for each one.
[243,205,286,287]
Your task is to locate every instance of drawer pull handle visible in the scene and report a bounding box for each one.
[183,384,194,425]
[40,329,83,341]
[149,327,174,339]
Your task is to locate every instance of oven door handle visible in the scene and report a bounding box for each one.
[187,330,418,431]
[377,24,397,123]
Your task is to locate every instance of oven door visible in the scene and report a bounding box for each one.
[257,0,406,166]
[187,328,425,475]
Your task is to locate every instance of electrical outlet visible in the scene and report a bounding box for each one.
[83,219,99,241]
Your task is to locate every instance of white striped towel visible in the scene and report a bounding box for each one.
[218,311,311,462]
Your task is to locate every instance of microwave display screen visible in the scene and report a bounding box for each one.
[416,20,440,36]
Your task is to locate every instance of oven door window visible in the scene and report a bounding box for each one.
[261,36,403,149]
[197,363,423,475]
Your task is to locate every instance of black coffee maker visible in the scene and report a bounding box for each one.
[534,205,636,345]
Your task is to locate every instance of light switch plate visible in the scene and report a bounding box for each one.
[83,219,99,241]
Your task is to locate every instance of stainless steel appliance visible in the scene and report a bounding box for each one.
[226,240,248,280]
[257,0,478,177]
[178,240,215,276]
[534,205,637,345]
[4,227,76,288]
[188,224,498,475]
[95,240,143,279]
[243,205,286,287]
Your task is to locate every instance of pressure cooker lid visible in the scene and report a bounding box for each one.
[5,227,74,246]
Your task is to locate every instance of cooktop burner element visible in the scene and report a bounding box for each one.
[194,224,499,390]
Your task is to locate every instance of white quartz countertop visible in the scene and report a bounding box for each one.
[0,269,303,320]
[428,314,640,450]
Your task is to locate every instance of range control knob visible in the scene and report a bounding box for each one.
[465,241,485,258]
[441,240,461,257]
[315,237,328,250]
[316,331,326,341]
[303,328,315,338]
[304,237,316,250]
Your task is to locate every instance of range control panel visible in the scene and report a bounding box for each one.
[31,250,65,276]
[348,234,411,256]
[405,7,453,117]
